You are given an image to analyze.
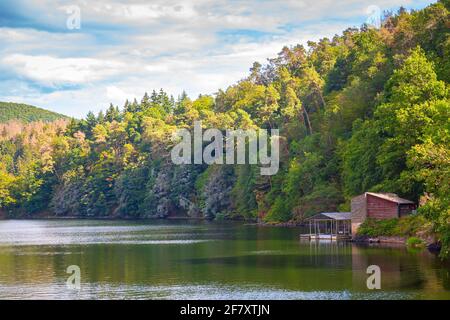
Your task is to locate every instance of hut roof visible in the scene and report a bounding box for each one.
[308,212,351,221]
[366,192,414,204]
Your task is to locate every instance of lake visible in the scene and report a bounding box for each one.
[0,219,449,299]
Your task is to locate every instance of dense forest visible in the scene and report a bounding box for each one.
[0,102,69,123]
[0,2,448,252]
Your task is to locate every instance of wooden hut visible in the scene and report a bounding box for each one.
[300,212,352,241]
[351,192,416,234]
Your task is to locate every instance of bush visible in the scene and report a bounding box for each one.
[214,212,227,221]
[357,215,427,237]
[406,237,425,247]
[393,214,428,235]
[357,218,399,237]
[264,196,291,222]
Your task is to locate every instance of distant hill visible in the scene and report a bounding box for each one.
[0,102,69,123]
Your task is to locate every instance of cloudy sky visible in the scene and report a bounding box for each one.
[0,0,435,118]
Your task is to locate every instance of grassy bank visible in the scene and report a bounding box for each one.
[355,215,439,249]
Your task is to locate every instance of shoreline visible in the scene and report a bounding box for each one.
[0,214,441,252]
[0,213,253,222]
[352,235,407,245]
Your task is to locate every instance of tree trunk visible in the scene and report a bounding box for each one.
[316,87,326,109]
[303,106,313,135]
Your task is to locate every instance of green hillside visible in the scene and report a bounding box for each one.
[0,102,69,123]
[0,2,449,256]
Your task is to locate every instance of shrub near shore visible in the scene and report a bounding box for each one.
[356,215,435,245]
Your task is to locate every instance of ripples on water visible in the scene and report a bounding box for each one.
[0,219,449,300]
[0,283,415,300]
[0,220,217,246]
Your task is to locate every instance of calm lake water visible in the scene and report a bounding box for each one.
[0,219,449,300]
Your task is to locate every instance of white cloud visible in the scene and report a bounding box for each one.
[3,54,125,86]
[0,27,95,55]
[85,2,198,22]
[106,85,136,104]
[0,0,435,117]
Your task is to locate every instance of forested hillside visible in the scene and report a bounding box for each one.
[0,102,69,123]
[0,2,448,251]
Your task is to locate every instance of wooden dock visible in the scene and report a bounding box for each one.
[300,212,353,241]
[300,233,352,241]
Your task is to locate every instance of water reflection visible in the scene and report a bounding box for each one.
[0,220,448,299]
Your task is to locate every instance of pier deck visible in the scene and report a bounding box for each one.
[299,233,352,241]
[300,212,352,242]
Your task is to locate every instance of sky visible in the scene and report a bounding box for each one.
[0,0,436,118]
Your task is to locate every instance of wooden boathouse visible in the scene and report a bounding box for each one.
[300,212,352,241]
[351,192,416,234]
